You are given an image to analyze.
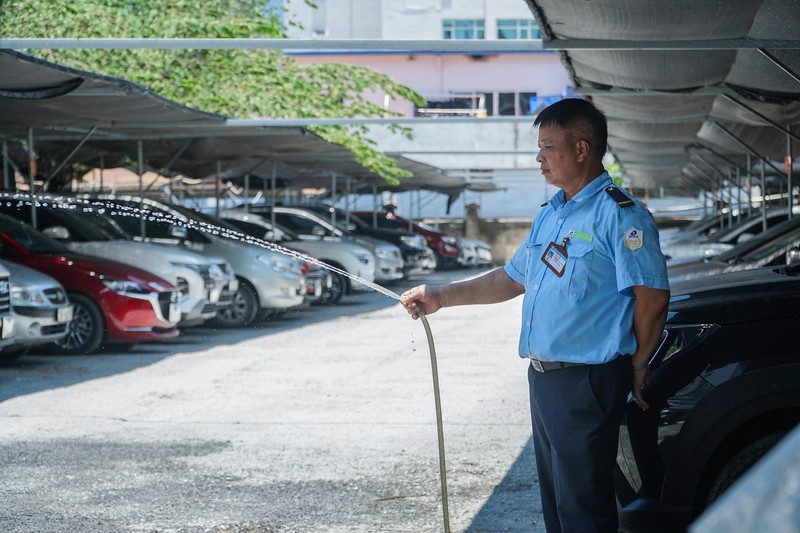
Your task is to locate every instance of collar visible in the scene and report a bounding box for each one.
[551,172,612,208]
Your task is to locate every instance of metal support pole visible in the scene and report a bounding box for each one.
[28,128,37,227]
[344,176,351,225]
[330,173,337,227]
[372,185,378,228]
[789,126,794,218]
[747,153,753,217]
[736,166,742,222]
[215,160,221,219]
[727,170,733,227]
[2,140,9,191]
[138,139,146,239]
[271,161,277,229]
[244,173,250,210]
[761,159,768,232]
[99,155,105,193]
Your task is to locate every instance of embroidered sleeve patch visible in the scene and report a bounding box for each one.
[624,227,643,250]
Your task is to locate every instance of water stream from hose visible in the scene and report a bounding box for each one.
[1,193,452,533]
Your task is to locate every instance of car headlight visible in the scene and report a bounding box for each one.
[171,261,203,273]
[353,251,372,265]
[650,323,721,367]
[258,254,290,273]
[101,278,150,295]
[442,236,458,245]
[375,247,393,259]
[11,284,48,306]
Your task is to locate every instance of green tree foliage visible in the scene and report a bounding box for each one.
[0,0,425,184]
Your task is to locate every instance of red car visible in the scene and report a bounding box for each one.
[353,211,461,269]
[0,214,179,354]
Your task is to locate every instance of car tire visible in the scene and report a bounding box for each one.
[54,293,105,355]
[211,281,259,328]
[705,430,787,506]
[317,272,345,305]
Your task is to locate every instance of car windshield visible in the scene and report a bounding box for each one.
[716,217,800,262]
[0,214,70,254]
[740,227,800,263]
[170,205,242,233]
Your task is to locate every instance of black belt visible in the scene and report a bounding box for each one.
[530,359,586,373]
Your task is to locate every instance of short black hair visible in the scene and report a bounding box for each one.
[533,98,608,158]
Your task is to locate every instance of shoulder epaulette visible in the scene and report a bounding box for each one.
[540,201,548,207]
[604,186,634,207]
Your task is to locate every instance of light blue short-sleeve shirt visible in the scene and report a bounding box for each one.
[504,173,669,364]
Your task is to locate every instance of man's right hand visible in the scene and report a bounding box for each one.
[400,285,444,320]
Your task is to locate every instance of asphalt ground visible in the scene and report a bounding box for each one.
[0,268,544,533]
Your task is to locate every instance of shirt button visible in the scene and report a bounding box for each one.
[557,218,563,224]
[533,284,539,290]
[526,321,531,327]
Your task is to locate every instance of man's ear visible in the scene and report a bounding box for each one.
[576,139,591,163]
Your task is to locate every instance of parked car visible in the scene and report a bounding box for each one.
[90,197,306,327]
[352,211,461,270]
[299,205,436,277]
[668,216,800,282]
[457,237,493,267]
[250,206,403,285]
[0,214,180,354]
[1,260,73,361]
[0,261,14,352]
[615,265,800,532]
[220,210,371,305]
[662,209,796,263]
[0,200,237,327]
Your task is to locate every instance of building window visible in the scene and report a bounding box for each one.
[497,19,541,39]
[443,19,485,40]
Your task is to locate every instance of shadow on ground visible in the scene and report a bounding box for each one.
[466,438,544,532]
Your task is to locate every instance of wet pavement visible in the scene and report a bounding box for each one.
[0,269,543,532]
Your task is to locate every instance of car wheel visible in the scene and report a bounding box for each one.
[211,281,259,328]
[317,272,345,305]
[705,430,787,506]
[54,293,105,355]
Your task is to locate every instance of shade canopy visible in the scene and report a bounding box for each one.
[525,0,800,192]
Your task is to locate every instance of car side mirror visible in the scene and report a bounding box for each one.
[42,225,70,240]
[736,233,754,244]
[787,247,800,265]
[311,226,326,237]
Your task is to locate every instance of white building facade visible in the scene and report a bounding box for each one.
[283,0,573,219]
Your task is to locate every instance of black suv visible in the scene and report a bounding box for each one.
[616,265,800,532]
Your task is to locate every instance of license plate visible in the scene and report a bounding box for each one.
[1,316,11,339]
[57,305,74,323]
[228,279,239,291]
[208,290,220,303]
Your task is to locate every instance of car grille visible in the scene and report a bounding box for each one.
[158,291,177,320]
[216,262,233,276]
[0,275,10,315]
[197,266,215,290]
[41,323,68,335]
[44,287,68,305]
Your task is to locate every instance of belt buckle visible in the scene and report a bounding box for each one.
[531,359,545,373]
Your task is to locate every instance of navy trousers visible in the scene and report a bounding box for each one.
[528,356,631,533]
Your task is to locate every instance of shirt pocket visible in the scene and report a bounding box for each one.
[563,240,594,294]
[524,241,543,284]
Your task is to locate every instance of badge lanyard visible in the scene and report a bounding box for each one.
[541,237,570,277]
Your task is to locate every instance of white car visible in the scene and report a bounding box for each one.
[1,260,73,361]
[2,201,238,328]
[220,209,376,305]
[92,197,307,328]
[263,206,404,285]
[457,237,494,267]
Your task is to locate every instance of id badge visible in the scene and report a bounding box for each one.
[541,238,569,277]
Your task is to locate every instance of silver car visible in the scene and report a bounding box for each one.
[0,262,14,352]
[1,260,73,360]
[93,197,307,328]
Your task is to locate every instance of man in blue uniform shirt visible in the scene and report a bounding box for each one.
[402,98,670,533]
